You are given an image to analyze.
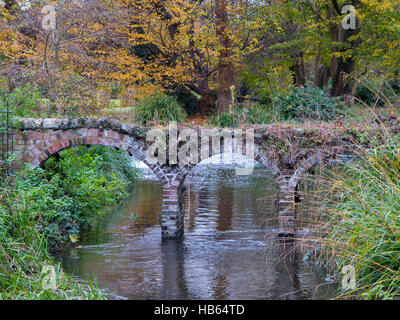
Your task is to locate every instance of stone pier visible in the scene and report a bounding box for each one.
[276,173,297,237]
[275,151,323,238]
[161,183,185,240]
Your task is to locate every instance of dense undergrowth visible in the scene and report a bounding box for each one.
[0,146,139,299]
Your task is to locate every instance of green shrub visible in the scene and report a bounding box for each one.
[134,92,187,125]
[10,148,133,249]
[0,83,44,117]
[0,145,139,299]
[273,87,344,121]
[53,145,140,186]
[44,146,138,238]
[209,104,273,127]
[0,172,105,299]
[48,153,126,229]
[11,166,76,247]
[355,81,386,107]
[354,78,400,108]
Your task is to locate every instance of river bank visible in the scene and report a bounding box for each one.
[0,146,138,299]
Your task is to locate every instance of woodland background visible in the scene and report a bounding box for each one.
[0,0,399,123]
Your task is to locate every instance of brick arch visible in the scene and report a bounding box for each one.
[168,142,282,188]
[19,128,170,185]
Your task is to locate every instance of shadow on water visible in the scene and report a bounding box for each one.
[60,154,337,300]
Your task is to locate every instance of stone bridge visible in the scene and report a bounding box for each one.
[9,117,395,240]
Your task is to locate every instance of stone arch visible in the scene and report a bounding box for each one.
[19,128,170,185]
[275,150,327,237]
[159,143,282,240]
[168,141,281,188]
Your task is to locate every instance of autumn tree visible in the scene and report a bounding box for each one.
[2,0,398,117]
[243,0,399,101]
[215,0,234,113]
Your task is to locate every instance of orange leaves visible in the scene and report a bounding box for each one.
[0,0,271,102]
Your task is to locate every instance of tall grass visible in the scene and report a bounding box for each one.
[276,79,400,299]
[313,131,400,299]
[133,92,187,125]
[353,76,400,112]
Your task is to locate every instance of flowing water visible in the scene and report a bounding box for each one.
[61,154,336,300]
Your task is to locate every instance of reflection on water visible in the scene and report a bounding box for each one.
[61,154,336,300]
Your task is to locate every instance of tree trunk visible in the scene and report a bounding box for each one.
[326,5,339,91]
[189,19,210,97]
[315,64,328,89]
[329,0,361,96]
[331,27,360,97]
[314,48,328,89]
[216,0,234,114]
[292,52,306,86]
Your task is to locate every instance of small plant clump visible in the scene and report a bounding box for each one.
[134,92,187,125]
[0,83,44,117]
[209,104,273,127]
[273,87,345,121]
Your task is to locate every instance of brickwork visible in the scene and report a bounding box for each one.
[276,173,296,237]
[161,184,185,240]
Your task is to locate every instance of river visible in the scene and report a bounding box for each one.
[61,154,336,300]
